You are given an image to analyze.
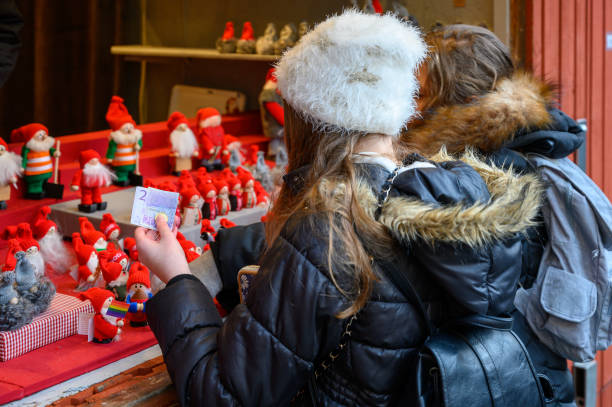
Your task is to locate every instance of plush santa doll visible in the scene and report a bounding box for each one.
[72,232,101,287]
[0,138,22,209]
[99,213,121,243]
[125,262,153,327]
[123,237,139,261]
[79,217,109,252]
[258,68,285,156]
[12,123,60,199]
[33,206,73,273]
[78,287,124,343]
[71,150,115,212]
[105,96,142,186]
[99,249,129,301]
[167,111,199,174]
[214,178,231,216]
[16,222,45,276]
[236,21,256,54]
[197,107,229,171]
[237,168,257,209]
[179,186,202,227]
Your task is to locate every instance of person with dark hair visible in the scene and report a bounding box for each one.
[0,0,22,88]
[402,24,583,407]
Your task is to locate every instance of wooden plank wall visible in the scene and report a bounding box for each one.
[526,1,612,405]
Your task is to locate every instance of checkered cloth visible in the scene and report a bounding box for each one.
[0,293,94,361]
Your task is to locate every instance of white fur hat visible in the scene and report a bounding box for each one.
[276,9,426,137]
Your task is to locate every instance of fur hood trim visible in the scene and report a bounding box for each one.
[365,149,543,247]
[403,72,555,156]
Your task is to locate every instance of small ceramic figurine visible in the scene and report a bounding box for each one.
[197,107,229,171]
[105,96,143,187]
[256,22,277,55]
[274,23,298,55]
[78,287,124,343]
[236,21,256,54]
[99,213,121,243]
[71,150,114,212]
[258,68,285,156]
[14,251,55,315]
[12,123,60,199]
[180,186,203,227]
[125,262,152,327]
[227,174,242,211]
[199,181,217,221]
[0,138,22,209]
[214,178,231,216]
[167,111,199,174]
[216,21,237,53]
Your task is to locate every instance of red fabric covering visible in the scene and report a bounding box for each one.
[0,326,157,404]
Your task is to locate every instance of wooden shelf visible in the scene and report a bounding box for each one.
[111,45,278,62]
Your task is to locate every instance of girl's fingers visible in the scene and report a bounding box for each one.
[155,214,173,239]
[135,227,155,249]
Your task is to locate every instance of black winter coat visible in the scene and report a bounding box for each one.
[147,154,541,406]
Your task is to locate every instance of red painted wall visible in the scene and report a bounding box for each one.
[526,1,612,405]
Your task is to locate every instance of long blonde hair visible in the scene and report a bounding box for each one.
[265,103,395,318]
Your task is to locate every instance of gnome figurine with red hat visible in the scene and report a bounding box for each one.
[197,107,229,172]
[71,232,101,289]
[214,178,231,216]
[33,206,73,273]
[79,217,109,252]
[16,222,45,276]
[258,67,285,156]
[100,213,121,245]
[179,186,202,227]
[237,168,257,209]
[167,111,199,174]
[12,123,60,199]
[236,22,256,54]
[0,138,22,209]
[99,249,129,301]
[199,181,217,221]
[78,287,124,343]
[125,262,152,327]
[216,21,237,53]
[105,96,143,186]
[71,150,115,213]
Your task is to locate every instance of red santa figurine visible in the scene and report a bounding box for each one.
[125,262,152,327]
[71,150,115,213]
[179,186,202,227]
[214,178,231,216]
[79,217,109,252]
[226,174,242,211]
[99,213,121,243]
[198,181,217,221]
[72,232,100,288]
[177,232,203,263]
[105,96,142,187]
[78,287,124,343]
[167,111,199,174]
[0,138,22,209]
[99,249,129,301]
[237,168,257,209]
[33,206,73,273]
[197,107,229,171]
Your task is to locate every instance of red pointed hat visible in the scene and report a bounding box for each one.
[0,138,7,149]
[17,223,39,251]
[110,249,128,265]
[236,167,254,185]
[2,239,21,272]
[213,178,229,192]
[265,67,277,83]
[167,112,190,133]
[196,107,221,125]
[219,218,236,229]
[221,21,235,40]
[2,225,17,240]
[127,262,151,289]
[32,206,57,239]
[10,123,48,144]
[101,260,122,283]
[198,181,216,198]
[79,149,101,169]
[106,96,135,131]
[72,232,97,265]
[123,237,139,260]
[79,217,105,246]
[100,213,120,240]
[240,22,255,40]
[200,219,215,235]
[78,287,115,313]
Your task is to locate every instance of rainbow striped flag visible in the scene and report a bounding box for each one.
[106,300,129,318]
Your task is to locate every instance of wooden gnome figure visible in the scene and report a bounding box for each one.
[167,111,199,174]
[99,249,129,301]
[216,21,237,53]
[100,213,121,244]
[256,22,277,55]
[236,22,256,54]
[12,123,60,199]
[197,107,229,171]
[125,262,152,327]
[0,138,22,209]
[78,287,124,343]
[71,150,114,213]
[274,23,298,55]
[258,68,285,156]
[180,186,202,227]
[14,251,55,315]
[16,222,45,277]
[214,178,231,216]
[200,181,217,221]
[79,217,109,252]
[105,96,143,187]
[72,233,101,288]
[237,168,257,209]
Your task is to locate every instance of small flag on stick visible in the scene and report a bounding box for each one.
[106,300,129,318]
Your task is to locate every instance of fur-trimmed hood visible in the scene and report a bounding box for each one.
[402,72,556,156]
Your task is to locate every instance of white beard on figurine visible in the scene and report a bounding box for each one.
[38,228,74,273]
[170,124,199,158]
[82,161,115,188]
[25,246,45,277]
[25,131,55,152]
[0,148,22,186]
[109,123,142,146]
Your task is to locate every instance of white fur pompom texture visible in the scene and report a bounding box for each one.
[276,9,426,136]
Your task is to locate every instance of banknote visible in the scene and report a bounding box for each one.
[130,186,179,231]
